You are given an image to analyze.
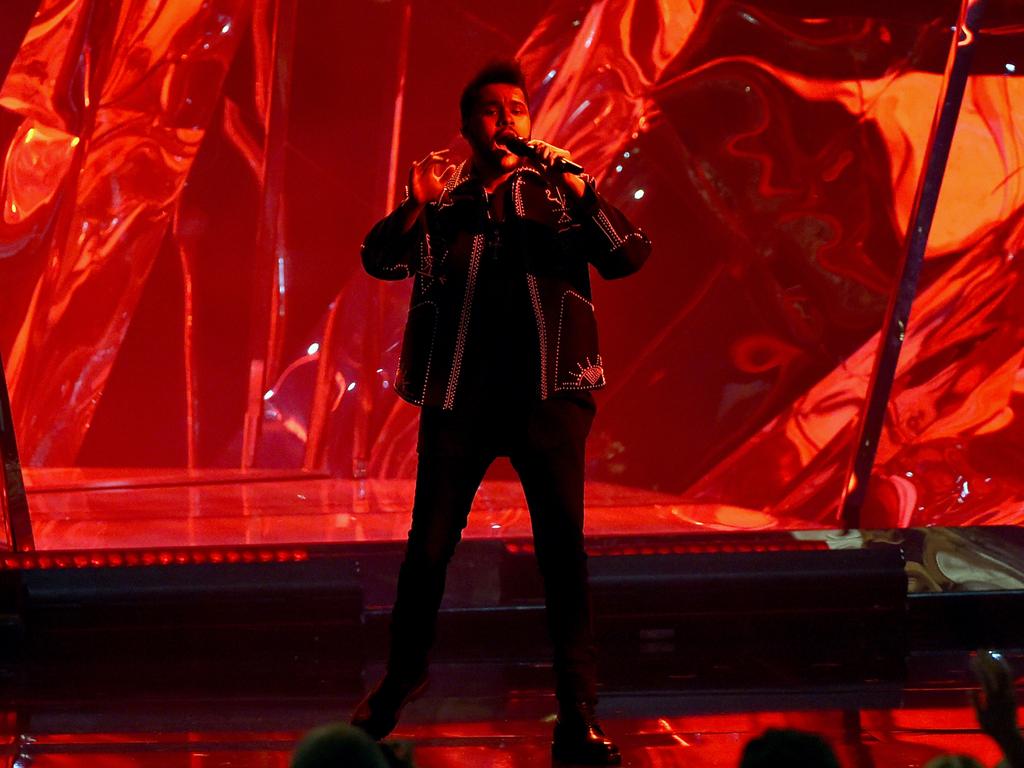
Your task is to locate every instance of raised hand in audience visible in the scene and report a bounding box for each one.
[971,649,1024,768]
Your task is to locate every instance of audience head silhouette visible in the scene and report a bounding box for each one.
[739,728,840,768]
[292,723,395,768]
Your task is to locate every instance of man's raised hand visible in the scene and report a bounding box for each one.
[409,149,457,206]
[525,139,586,198]
[971,649,1024,768]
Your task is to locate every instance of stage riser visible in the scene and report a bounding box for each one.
[0,542,911,693]
[909,592,1024,651]
[503,547,908,609]
[356,606,907,689]
[376,547,909,686]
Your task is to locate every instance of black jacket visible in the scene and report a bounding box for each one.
[361,160,651,409]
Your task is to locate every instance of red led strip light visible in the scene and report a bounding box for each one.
[0,547,310,570]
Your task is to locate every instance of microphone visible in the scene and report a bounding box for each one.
[497,134,585,176]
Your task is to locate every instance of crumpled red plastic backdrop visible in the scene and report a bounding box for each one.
[1,0,1022,529]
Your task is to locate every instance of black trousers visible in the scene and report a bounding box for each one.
[387,392,598,706]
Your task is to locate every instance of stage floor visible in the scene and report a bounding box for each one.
[14,469,1024,597]
[21,467,812,551]
[9,471,1024,768]
[4,689,1019,767]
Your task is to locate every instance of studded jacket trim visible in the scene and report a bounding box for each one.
[361,163,651,409]
[526,274,550,399]
[442,233,484,409]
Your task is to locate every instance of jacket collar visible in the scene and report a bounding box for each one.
[441,158,545,201]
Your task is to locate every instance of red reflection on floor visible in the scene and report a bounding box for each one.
[6,707,1014,767]
[22,468,815,552]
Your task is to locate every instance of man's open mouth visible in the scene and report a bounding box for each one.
[494,132,519,150]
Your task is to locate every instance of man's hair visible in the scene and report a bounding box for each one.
[459,59,529,125]
[739,729,840,768]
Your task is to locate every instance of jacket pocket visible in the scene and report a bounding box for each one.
[554,290,604,391]
[396,301,439,404]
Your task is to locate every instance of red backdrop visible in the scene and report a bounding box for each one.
[1,0,1022,529]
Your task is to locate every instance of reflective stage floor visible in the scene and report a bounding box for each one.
[21,468,810,551]
[5,469,1024,767]
[5,677,1023,767]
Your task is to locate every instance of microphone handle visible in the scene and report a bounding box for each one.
[551,156,585,176]
[500,136,586,176]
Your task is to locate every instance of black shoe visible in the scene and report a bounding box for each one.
[551,703,622,765]
[350,671,429,741]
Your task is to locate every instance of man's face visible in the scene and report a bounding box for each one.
[462,83,532,173]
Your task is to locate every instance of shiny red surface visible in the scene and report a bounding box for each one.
[1,1,1023,536]
[2,707,1016,768]
[22,468,799,551]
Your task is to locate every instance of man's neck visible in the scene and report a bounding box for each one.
[473,157,521,193]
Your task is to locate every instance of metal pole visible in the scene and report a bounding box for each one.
[838,0,987,528]
[241,0,298,469]
[352,0,413,479]
[304,0,413,475]
[0,354,33,551]
[174,205,199,469]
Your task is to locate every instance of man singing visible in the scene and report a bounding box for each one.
[353,60,651,765]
